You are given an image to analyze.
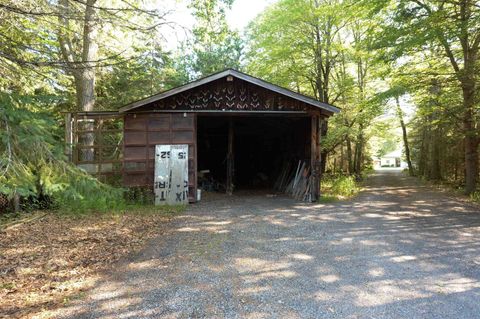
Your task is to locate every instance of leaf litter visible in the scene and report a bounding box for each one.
[0,210,175,319]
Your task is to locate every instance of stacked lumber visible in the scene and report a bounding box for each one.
[274,160,312,202]
[273,161,294,191]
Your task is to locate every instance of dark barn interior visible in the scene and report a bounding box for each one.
[197,115,310,192]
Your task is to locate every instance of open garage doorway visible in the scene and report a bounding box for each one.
[197,115,311,194]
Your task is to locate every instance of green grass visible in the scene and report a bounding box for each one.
[470,191,480,203]
[1,188,187,227]
[320,174,360,202]
[54,185,189,216]
[318,195,338,203]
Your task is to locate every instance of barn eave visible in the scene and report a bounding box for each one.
[118,69,340,115]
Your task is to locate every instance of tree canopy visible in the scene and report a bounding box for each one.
[1,0,479,210]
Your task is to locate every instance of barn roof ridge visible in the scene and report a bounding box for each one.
[118,68,340,114]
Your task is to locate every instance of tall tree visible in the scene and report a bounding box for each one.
[186,0,242,78]
[247,0,347,174]
[247,0,346,104]
[372,0,480,193]
[1,0,175,112]
[247,0,385,176]
[58,0,98,112]
[395,96,414,176]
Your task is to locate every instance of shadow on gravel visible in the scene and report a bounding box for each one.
[59,170,480,319]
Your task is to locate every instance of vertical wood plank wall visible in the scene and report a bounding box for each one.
[123,113,197,202]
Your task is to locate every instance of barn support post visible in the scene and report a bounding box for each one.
[318,117,326,197]
[310,114,320,202]
[320,117,328,174]
[226,117,235,195]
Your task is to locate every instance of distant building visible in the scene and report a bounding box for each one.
[380,150,402,167]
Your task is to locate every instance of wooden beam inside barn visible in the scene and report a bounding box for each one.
[226,117,234,195]
[310,115,319,201]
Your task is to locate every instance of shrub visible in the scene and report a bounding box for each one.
[53,170,126,214]
[321,174,359,200]
[471,191,480,203]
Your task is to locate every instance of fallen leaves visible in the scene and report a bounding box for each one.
[0,210,174,319]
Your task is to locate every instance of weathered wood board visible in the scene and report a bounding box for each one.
[123,113,197,203]
[154,144,189,205]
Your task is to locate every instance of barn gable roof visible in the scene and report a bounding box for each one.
[118,69,340,114]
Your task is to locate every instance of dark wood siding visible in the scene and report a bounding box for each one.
[135,77,317,113]
[123,113,197,202]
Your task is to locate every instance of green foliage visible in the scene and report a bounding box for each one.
[124,187,156,206]
[321,175,360,200]
[96,48,189,109]
[184,0,243,78]
[377,139,399,158]
[53,173,125,214]
[0,1,197,213]
[189,33,243,76]
[0,93,61,198]
[470,192,480,204]
[0,93,125,213]
[247,0,387,175]
[367,0,480,193]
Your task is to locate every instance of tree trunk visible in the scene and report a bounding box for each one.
[58,0,98,161]
[462,83,479,194]
[13,192,20,213]
[354,125,364,176]
[426,80,442,181]
[58,0,98,112]
[429,127,442,181]
[418,127,427,177]
[346,136,353,174]
[395,97,414,176]
[79,0,98,112]
[340,144,344,173]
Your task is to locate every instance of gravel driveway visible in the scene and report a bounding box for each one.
[60,170,480,319]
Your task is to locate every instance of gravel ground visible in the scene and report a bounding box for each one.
[58,170,480,319]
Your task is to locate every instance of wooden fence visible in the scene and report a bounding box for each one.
[65,112,123,185]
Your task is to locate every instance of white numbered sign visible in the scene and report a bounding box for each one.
[154,144,189,205]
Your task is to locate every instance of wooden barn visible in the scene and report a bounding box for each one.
[66,69,340,203]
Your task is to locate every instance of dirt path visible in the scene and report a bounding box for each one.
[58,170,480,319]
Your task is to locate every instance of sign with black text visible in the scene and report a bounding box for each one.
[154,144,189,205]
